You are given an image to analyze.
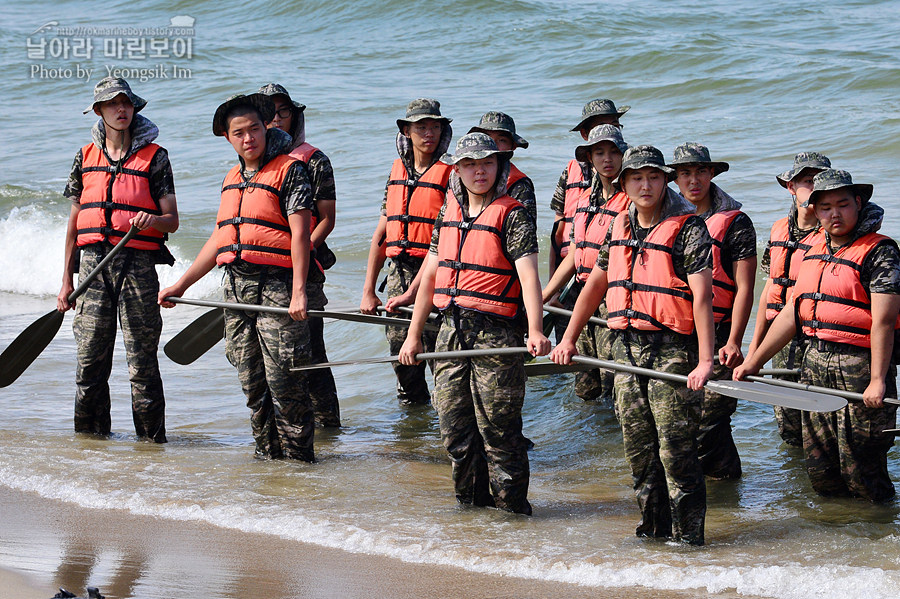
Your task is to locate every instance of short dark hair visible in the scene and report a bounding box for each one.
[225,104,264,133]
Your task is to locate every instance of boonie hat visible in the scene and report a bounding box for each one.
[258,83,306,113]
[83,76,147,114]
[668,142,730,177]
[807,169,873,206]
[613,145,675,185]
[575,124,628,162]
[441,132,512,165]
[776,152,831,188]
[212,93,275,137]
[397,98,452,131]
[468,111,528,149]
[571,98,630,132]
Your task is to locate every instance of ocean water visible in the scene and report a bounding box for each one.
[1,1,900,597]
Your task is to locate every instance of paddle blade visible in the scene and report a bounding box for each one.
[164,308,225,365]
[524,361,594,377]
[707,379,847,413]
[0,309,65,388]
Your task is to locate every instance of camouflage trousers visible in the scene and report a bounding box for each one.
[772,337,805,447]
[574,302,615,404]
[73,243,166,442]
[800,341,897,502]
[306,281,341,427]
[612,329,706,545]
[223,262,315,462]
[384,256,436,404]
[432,311,531,514]
[697,323,742,479]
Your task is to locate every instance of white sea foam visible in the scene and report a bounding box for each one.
[0,204,220,299]
[2,465,898,599]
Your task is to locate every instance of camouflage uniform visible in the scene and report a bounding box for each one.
[379,102,453,404]
[259,82,340,427]
[797,197,899,501]
[596,180,712,545]
[220,127,316,461]
[760,203,819,447]
[64,112,174,443]
[429,139,537,514]
[693,184,757,480]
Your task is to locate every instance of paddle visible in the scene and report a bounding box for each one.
[291,347,532,371]
[568,355,846,413]
[743,375,900,407]
[0,225,140,388]
[162,297,440,366]
[521,362,797,378]
[543,304,607,327]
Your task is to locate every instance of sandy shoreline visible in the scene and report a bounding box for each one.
[0,485,747,599]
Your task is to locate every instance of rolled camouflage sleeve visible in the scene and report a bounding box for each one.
[550,167,569,214]
[503,205,539,261]
[508,176,537,224]
[675,215,713,277]
[281,161,314,216]
[380,173,391,216]
[306,151,337,205]
[429,203,448,255]
[864,240,900,295]
[63,149,85,204]
[725,212,757,263]
[760,243,771,276]
[594,224,615,271]
[148,147,176,202]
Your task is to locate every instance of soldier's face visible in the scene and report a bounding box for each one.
[814,190,861,241]
[675,164,714,205]
[623,167,667,210]
[94,93,134,132]
[404,119,443,155]
[787,170,817,208]
[589,141,623,180]
[456,155,498,196]
[484,131,515,152]
[270,98,294,134]
[224,113,267,164]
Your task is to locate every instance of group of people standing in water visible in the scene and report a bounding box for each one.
[56,77,898,546]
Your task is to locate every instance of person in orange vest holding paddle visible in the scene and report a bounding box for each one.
[159,92,316,462]
[398,132,550,514]
[735,169,899,502]
[59,77,179,443]
[360,99,453,405]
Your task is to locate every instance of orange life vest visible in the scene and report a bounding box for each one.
[76,142,167,250]
[215,154,299,268]
[508,162,527,190]
[289,142,325,270]
[385,159,452,259]
[765,217,817,321]
[606,212,696,335]
[795,232,900,348]
[705,209,742,324]
[573,190,629,283]
[433,192,522,319]
[558,160,591,259]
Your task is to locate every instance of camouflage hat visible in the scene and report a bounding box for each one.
[575,124,628,162]
[668,142,730,177]
[613,144,675,185]
[441,132,513,165]
[212,93,275,136]
[807,169,873,205]
[396,98,452,131]
[468,111,528,149]
[258,83,306,113]
[83,76,147,114]
[776,152,831,188]
[571,98,630,132]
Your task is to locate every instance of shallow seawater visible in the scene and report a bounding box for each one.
[2,1,900,597]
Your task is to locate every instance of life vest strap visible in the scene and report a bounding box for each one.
[82,165,151,179]
[79,201,162,215]
[608,279,692,301]
[216,243,292,257]
[438,260,515,277]
[221,181,281,195]
[802,319,871,336]
[386,214,436,225]
[575,240,604,251]
[76,226,165,245]
[797,291,870,311]
[441,220,502,236]
[608,309,670,332]
[803,252,864,273]
[713,279,737,293]
[434,287,519,305]
[217,216,291,233]
[385,239,430,251]
[609,238,675,255]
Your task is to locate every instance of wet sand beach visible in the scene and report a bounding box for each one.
[0,486,744,599]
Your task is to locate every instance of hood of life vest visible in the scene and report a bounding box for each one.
[446,156,511,208]
[395,121,453,174]
[626,185,696,224]
[704,182,742,216]
[91,113,159,155]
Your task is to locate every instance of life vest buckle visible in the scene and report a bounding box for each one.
[398,214,411,223]
[813,292,823,301]
[448,288,458,297]
[398,239,410,248]
[458,221,472,230]
[445,260,463,270]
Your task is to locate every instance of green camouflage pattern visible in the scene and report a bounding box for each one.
[574,303,614,404]
[800,343,897,502]
[223,262,315,461]
[396,98,451,130]
[668,142,729,175]
[614,145,675,185]
[776,151,832,188]
[431,312,531,514]
[611,329,706,545]
[808,168,873,205]
[385,256,437,404]
[83,76,147,114]
[550,162,591,214]
[468,111,529,148]
[697,324,742,479]
[506,173,537,224]
[442,132,513,165]
[772,339,805,446]
[73,244,166,442]
[574,124,628,162]
[305,281,340,427]
[571,98,629,131]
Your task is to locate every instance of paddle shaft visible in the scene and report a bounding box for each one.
[543,304,607,327]
[291,346,532,371]
[744,375,900,406]
[70,226,141,303]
